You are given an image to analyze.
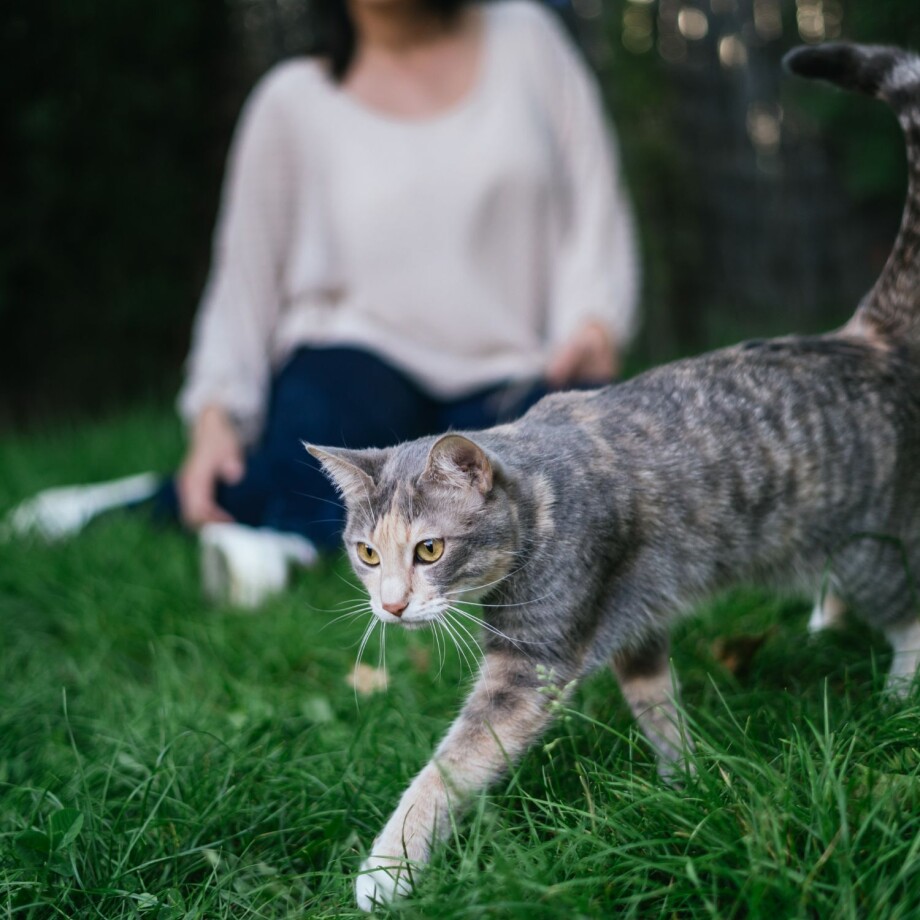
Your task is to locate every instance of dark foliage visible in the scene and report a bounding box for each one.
[602,0,920,368]
[1,0,237,426]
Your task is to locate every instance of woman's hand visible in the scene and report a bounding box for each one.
[546,319,620,389]
[177,405,245,529]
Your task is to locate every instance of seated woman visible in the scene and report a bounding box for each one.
[6,0,638,606]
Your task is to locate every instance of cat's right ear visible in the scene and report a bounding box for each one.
[422,434,495,495]
[304,444,383,500]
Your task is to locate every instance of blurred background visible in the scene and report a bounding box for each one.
[2,0,919,429]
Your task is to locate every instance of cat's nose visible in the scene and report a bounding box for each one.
[382,600,408,617]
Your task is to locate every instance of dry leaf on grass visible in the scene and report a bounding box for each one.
[347,663,389,695]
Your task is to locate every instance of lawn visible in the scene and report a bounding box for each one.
[1,408,919,918]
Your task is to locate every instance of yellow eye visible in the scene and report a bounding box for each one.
[415,538,445,564]
[356,542,380,566]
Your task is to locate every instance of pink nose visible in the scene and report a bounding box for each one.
[382,600,408,617]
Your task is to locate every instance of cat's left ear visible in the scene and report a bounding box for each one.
[305,443,385,500]
[423,434,495,495]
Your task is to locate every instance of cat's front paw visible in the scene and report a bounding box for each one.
[355,856,414,912]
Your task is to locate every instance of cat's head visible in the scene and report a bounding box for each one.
[307,435,517,628]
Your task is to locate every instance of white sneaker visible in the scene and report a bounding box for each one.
[199,522,318,609]
[1,472,160,542]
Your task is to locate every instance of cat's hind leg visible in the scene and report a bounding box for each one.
[829,534,919,696]
[883,617,920,698]
[612,633,694,783]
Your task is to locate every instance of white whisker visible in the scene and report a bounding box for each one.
[442,547,542,602]
[443,567,517,600]
[447,604,536,653]
[378,622,388,690]
[476,589,556,610]
[437,615,470,676]
[330,595,370,607]
[320,608,370,630]
[353,617,379,707]
[289,490,346,512]
[333,569,364,592]
[441,614,478,678]
[432,620,446,679]
[445,611,484,663]
[304,597,365,615]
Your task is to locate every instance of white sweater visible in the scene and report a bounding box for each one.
[179,0,639,442]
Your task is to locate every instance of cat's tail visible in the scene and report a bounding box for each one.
[785,43,920,347]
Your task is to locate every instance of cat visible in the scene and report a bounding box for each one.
[308,43,920,911]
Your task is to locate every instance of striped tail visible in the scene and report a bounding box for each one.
[785,43,920,346]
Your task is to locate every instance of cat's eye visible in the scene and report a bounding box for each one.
[415,538,445,564]
[356,542,380,566]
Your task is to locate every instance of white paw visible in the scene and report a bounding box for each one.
[355,857,413,912]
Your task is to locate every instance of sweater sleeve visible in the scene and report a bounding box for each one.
[177,67,296,444]
[525,4,640,351]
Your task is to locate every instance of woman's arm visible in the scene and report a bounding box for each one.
[177,404,244,528]
[176,68,298,525]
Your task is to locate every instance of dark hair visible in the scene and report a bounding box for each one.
[310,0,470,81]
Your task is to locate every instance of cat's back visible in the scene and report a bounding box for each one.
[617,334,915,433]
[480,333,920,594]
[495,332,920,509]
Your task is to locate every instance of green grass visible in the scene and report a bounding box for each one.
[2,408,920,918]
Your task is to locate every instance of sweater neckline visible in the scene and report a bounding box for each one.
[331,6,496,129]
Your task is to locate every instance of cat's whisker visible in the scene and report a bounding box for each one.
[442,550,542,601]
[443,610,494,703]
[322,596,373,612]
[303,597,366,616]
[353,617,379,706]
[442,567,518,600]
[441,613,480,678]
[447,604,536,652]
[355,616,376,661]
[329,600,374,614]
[445,611,485,662]
[430,620,446,680]
[289,489,346,512]
[332,569,365,592]
[320,607,371,631]
[296,517,351,527]
[378,622,389,691]
[436,621,448,679]
[437,615,471,676]
[476,589,558,610]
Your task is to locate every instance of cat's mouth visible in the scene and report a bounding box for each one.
[373,607,444,630]
[394,618,434,631]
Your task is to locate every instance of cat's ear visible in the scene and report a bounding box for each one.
[422,434,494,495]
[304,443,383,500]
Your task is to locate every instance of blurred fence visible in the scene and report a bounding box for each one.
[1,0,918,426]
[599,0,915,362]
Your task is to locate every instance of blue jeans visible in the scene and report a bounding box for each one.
[156,347,552,549]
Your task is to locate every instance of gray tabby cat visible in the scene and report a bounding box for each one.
[309,43,920,911]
